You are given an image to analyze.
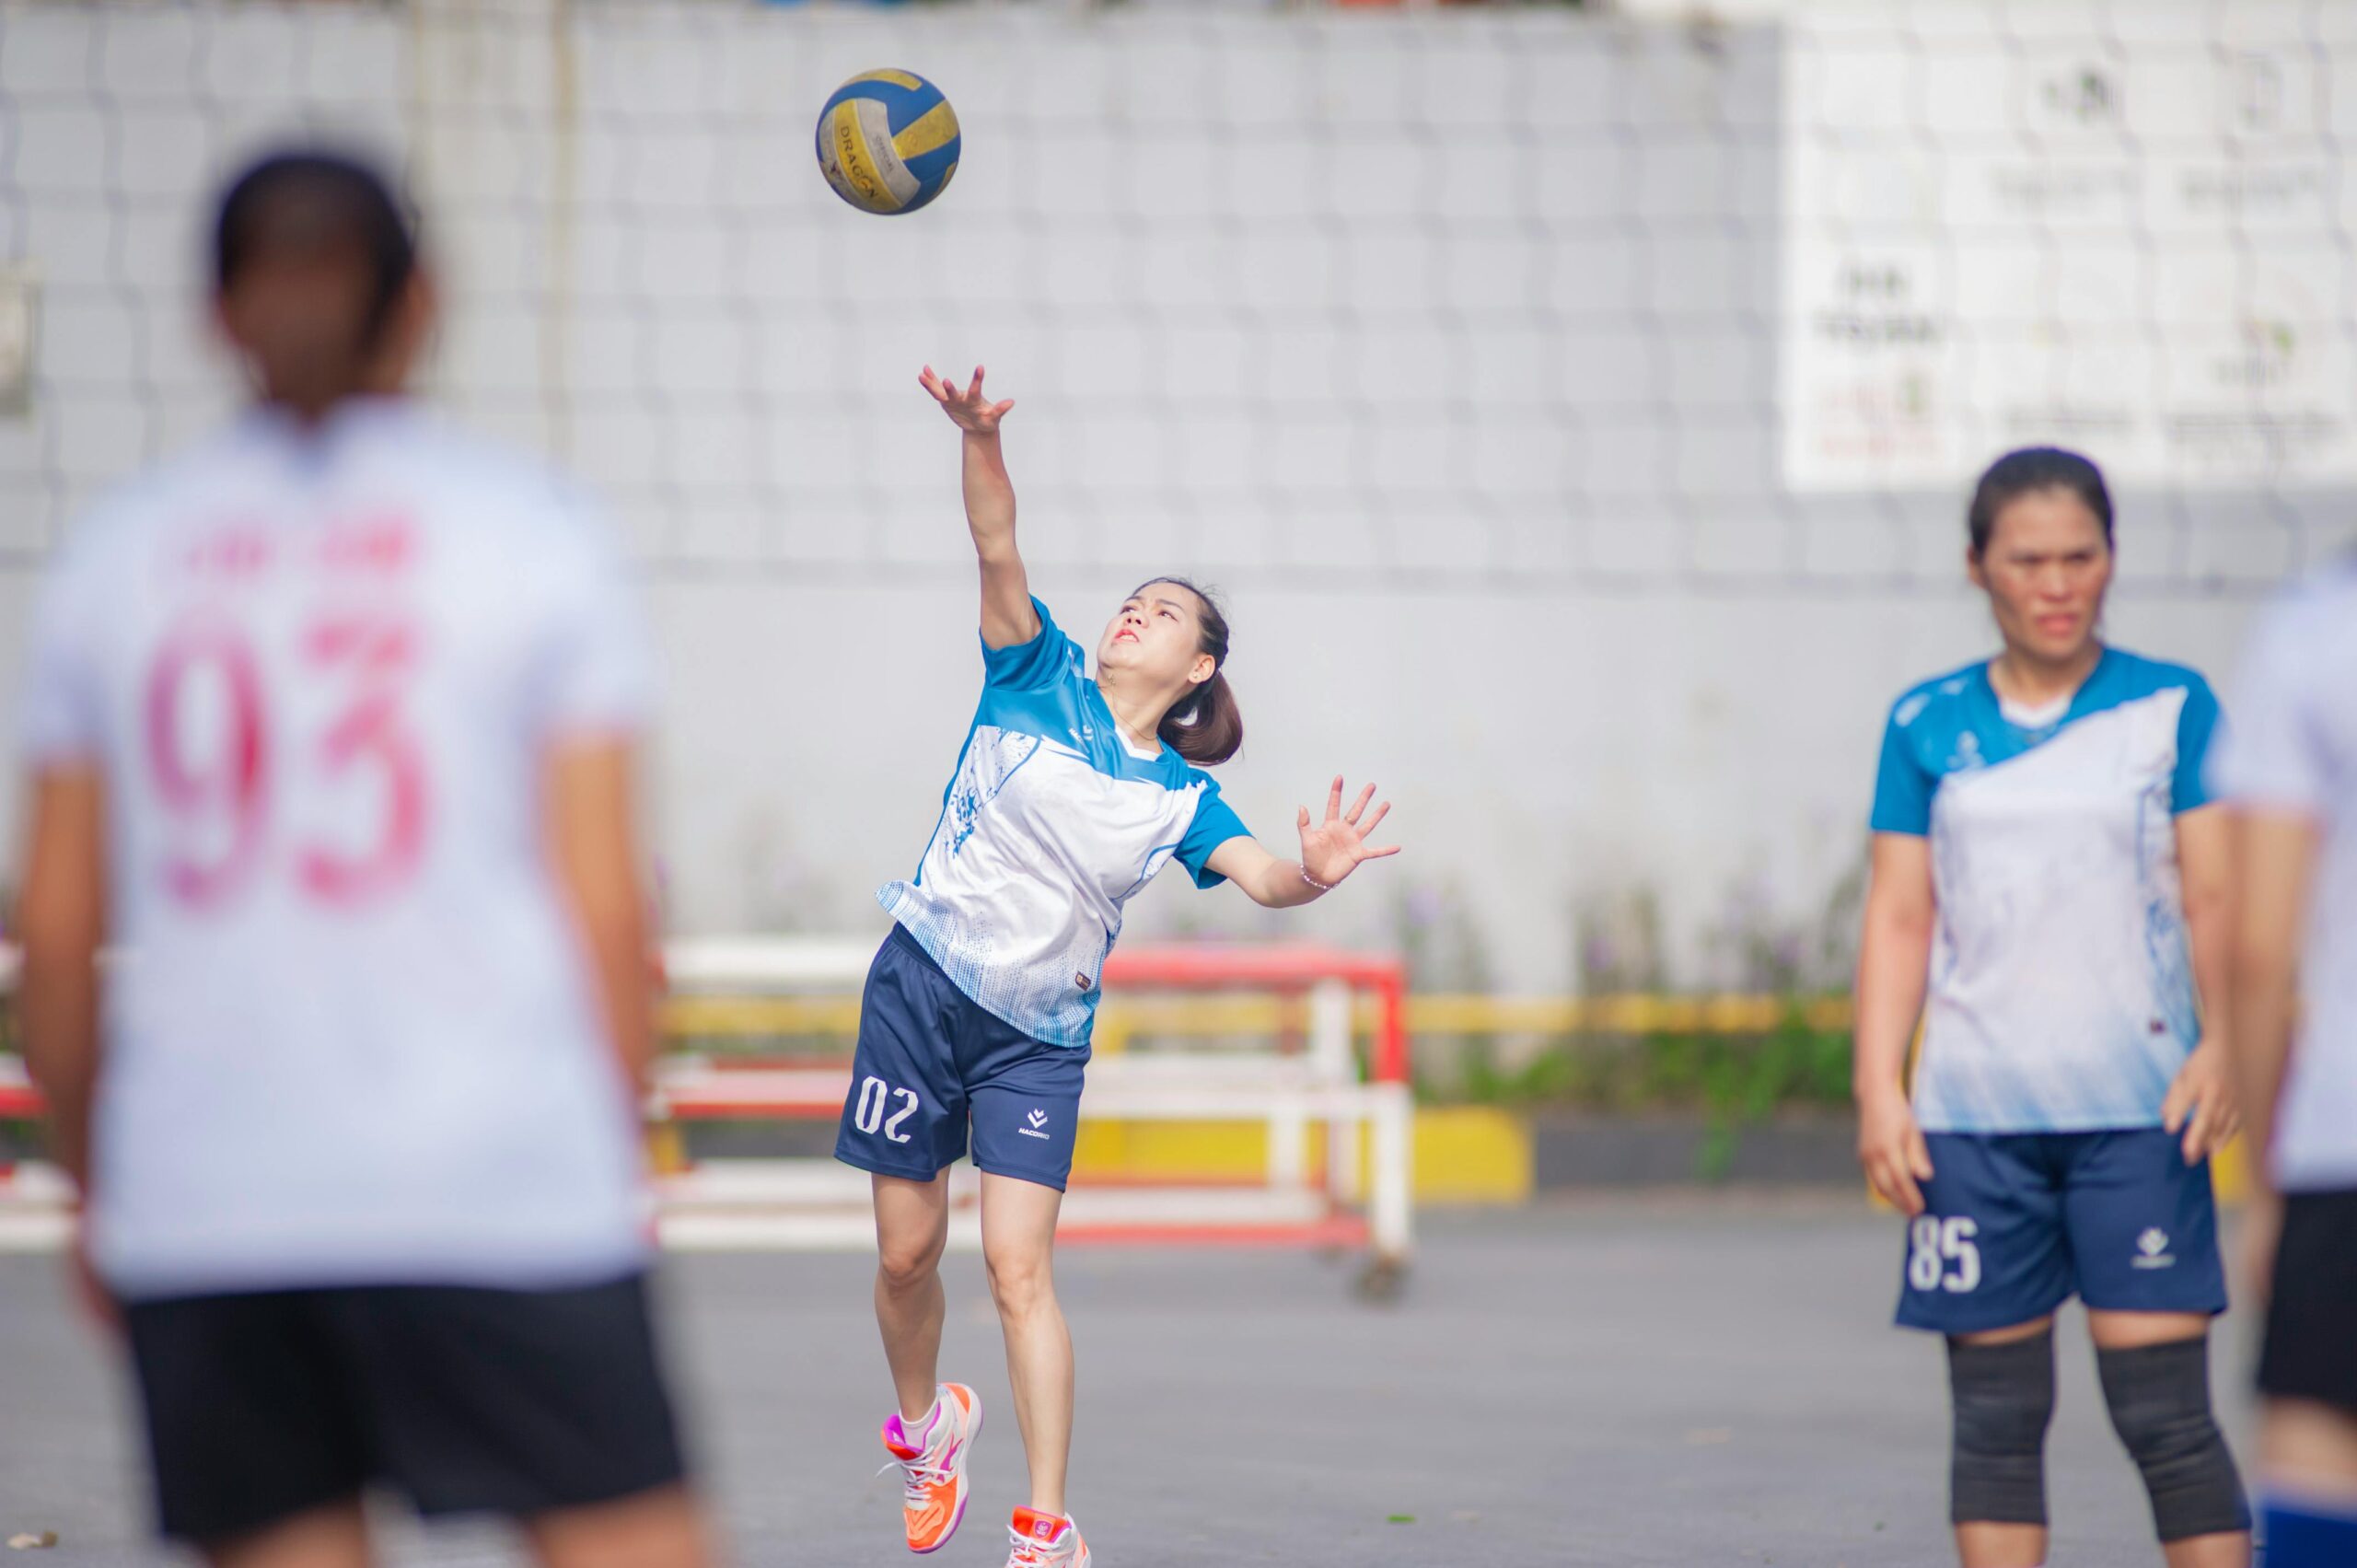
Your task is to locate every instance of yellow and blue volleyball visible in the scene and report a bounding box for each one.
[815,70,960,216]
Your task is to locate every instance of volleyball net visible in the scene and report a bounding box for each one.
[1,0,2352,595]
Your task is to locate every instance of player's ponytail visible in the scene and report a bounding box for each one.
[1146,577,1245,767]
[1164,668,1244,767]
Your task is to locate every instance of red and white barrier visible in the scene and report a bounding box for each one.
[0,937,1416,1293]
[650,937,1414,1293]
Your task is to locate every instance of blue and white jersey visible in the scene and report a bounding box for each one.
[1870,647,2222,1135]
[879,599,1250,1048]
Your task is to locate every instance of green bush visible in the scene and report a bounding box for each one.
[1442,1001,1853,1176]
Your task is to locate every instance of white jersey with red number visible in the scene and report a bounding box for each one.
[17,399,655,1297]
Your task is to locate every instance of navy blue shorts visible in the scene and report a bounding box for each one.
[1894,1130,2226,1335]
[833,925,1090,1191]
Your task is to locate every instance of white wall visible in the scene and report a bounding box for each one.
[0,0,2336,987]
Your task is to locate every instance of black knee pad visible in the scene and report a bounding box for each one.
[1947,1330,2056,1527]
[2095,1338,2251,1543]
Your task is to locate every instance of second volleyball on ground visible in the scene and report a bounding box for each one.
[815,70,960,215]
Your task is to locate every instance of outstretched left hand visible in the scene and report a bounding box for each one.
[1297,777,1400,889]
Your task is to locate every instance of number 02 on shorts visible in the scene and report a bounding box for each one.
[853,1076,921,1144]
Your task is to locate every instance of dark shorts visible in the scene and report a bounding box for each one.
[1895,1130,2226,1335]
[2258,1189,2357,1415]
[123,1272,688,1546]
[833,924,1090,1191]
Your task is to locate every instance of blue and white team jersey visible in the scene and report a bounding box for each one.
[2211,563,2357,1192]
[1871,647,2222,1135]
[880,599,1250,1048]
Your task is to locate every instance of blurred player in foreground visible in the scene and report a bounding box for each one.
[1854,448,2248,1568]
[2214,562,2357,1567]
[14,149,709,1568]
[835,366,1399,1568]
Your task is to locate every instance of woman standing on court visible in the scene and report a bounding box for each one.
[17,151,709,1568]
[1852,447,2250,1568]
[836,366,1400,1568]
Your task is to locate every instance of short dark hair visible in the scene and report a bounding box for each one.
[1968,447,2114,556]
[214,148,417,344]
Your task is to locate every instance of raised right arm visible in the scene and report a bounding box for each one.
[920,365,1038,650]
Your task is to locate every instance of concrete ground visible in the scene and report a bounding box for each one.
[0,1195,2258,1566]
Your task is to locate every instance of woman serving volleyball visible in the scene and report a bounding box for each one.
[835,366,1399,1568]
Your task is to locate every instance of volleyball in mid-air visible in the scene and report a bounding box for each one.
[815,70,960,215]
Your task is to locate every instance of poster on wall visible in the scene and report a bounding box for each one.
[1782,2,2357,491]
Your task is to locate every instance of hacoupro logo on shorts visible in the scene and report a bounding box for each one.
[1019,1108,1052,1141]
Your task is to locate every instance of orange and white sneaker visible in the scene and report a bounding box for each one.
[881,1383,981,1553]
[1006,1506,1091,1567]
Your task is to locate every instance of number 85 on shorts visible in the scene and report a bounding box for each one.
[1909,1215,1983,1295]
[1894,1131,2229,1334]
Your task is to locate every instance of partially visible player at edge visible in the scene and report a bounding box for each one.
[2213,561,2357,1567]
[835,366,1399,1568]
[1853,448,2250,1568]
[15,151,710,1568]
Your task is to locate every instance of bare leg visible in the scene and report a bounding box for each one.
[980,1171,1071,1517]
[2086,1310,2251,1568]
[527,1485,711,1568]
[203,1498,370,1568]
[873,1171,953,1423]
[2087,1309,2223,1352]
[2261,1398,2357,1504]
[1953,1316,2054,1568]
[1952,1523,2049,1568]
